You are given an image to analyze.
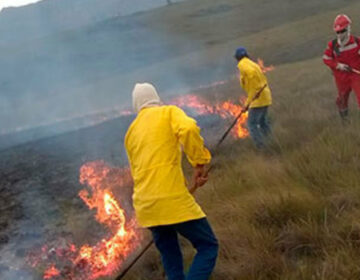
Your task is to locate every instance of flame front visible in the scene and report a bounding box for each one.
[217,101,249,138]
[44,265,60,279]
[257,58,275,73]
[28,161,140,280]
[171,58,274,139]
[171,95,249,138]
[26,65,278,278]
[8,59,274,137]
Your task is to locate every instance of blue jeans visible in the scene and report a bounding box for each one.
[150,218,218,280]
[248,106,271,149]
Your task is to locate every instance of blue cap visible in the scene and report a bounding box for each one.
[234,47,248,60]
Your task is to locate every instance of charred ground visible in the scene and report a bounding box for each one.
[2,0,360,279]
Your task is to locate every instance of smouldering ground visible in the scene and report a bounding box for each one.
[2,0,360,279]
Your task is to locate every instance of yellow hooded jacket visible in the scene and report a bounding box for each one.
[238,57,272,108]
[125,105,211,228]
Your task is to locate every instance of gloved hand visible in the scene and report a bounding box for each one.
[336,63,352,72]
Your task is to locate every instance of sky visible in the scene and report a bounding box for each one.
[0,0,42,10]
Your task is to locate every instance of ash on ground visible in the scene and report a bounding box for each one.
[0,113,228,280]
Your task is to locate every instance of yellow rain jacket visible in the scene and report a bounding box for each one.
[237,57,272,108]
[125,105,211,228]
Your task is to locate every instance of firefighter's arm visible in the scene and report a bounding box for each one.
[170,106,211,167]
[323,42,337,69]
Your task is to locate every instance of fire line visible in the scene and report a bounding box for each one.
[27,59,275,279]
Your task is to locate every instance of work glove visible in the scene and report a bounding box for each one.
[336,63,352,72]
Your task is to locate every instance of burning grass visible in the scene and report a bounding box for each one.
[27,161,142,280]
[19,79,258,280]
[170,93,249,138]
[2,0,360,278]
[121,56,360,279]
[23,85,256,279]
[17,56,360,280]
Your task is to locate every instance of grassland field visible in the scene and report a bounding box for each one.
[123,0,360,279]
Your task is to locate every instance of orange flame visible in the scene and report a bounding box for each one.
[171,58,275,138]
[28,161,140,280]
[171,95,249,138]
[9,60,274,137]
[216,101,249,138]
[257,58,275,73]
[44,265,60,279]
[27,66,279,278]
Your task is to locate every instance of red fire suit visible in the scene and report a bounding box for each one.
[323,35,360,110]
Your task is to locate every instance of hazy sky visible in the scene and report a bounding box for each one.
[0,0,42,10]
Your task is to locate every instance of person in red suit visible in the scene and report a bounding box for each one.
[323,14,360,122]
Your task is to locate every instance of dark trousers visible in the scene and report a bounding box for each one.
[248,106,271,149]
[150,218,218,280]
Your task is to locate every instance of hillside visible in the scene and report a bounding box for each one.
[1,0,360,279]
[0,0,356,138]
[0,0,174,45]
[122,0,360,279]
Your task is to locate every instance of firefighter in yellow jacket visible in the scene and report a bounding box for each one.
[125,83,218,280]
[235,47,273,149]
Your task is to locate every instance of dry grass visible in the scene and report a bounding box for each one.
[10,0,360,279]
[90,0,360,279]
[124,48,360,280]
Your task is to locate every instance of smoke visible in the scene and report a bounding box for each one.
[1,0,359,149]
[3,0,358,279]
[0,0,201,149]
[0,178,59,280]
[0,1,228,273]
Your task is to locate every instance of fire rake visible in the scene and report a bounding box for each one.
[116,84,267,280]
